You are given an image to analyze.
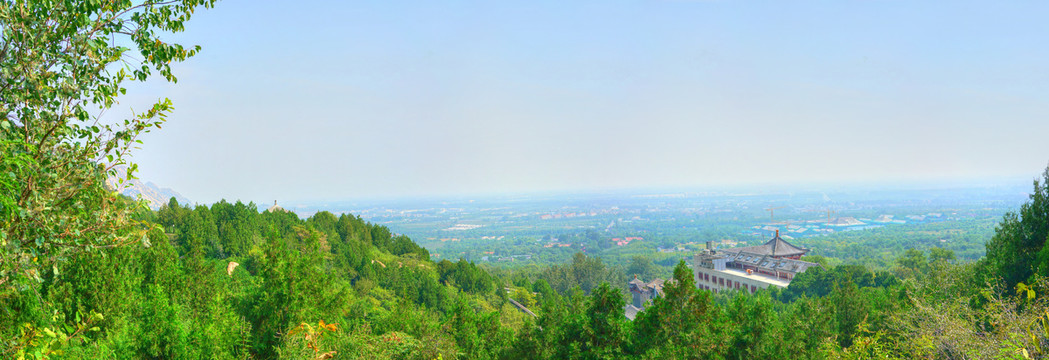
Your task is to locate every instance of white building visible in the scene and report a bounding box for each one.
[693,231,821,294]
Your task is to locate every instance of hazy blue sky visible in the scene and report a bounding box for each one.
[122,1,1049,204]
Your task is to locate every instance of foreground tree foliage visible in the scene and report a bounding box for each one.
[985,166,1049,290]
[1,0,216,355]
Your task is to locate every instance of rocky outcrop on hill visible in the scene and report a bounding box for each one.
[106,166,191,209]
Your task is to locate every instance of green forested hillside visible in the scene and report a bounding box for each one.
[2,170,1049,359]
[4,199,520,358]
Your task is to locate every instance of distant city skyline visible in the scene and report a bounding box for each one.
[116,1,1049,204]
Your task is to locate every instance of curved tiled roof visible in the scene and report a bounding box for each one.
[629,278,667,294]
[725,251,821,275]
[720,232,808,257]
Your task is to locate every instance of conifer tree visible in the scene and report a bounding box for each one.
[985,165,1049,290]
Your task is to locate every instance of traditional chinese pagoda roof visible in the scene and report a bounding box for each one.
[629,277,667,294]
[266,200,285,213]
[720,231,808,258]
[647,279,665,293]
[624,304,641,321]
[725,252,821,275]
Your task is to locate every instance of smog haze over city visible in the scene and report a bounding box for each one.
[117,1,1048,204]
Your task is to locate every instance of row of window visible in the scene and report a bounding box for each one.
[699,272,757,293]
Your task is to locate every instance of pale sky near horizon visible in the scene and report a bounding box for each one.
[121,1,1049,204]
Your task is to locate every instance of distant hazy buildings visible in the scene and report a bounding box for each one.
[824,216,865,227]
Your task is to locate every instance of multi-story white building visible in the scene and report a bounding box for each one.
[693,231,821,294]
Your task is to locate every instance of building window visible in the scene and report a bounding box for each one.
[751,285,756,293]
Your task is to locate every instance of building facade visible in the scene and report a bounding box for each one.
[693,231,820,294]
